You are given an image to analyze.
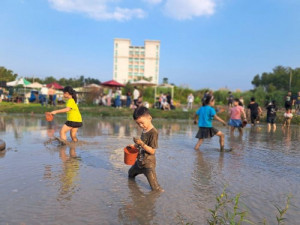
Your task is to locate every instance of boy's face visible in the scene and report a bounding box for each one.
[233,101,239,106]
[135,115,152,130]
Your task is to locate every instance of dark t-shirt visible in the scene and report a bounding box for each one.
[285,95,292,105]
[137,127,158,168]
[248,102,259,115]
[266,104,277,117]
[296,95,300,104]
[228,95,233,104]
[167,95,171,104]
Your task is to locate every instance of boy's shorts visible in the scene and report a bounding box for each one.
[228,119,242,128]
[267,116,276,124]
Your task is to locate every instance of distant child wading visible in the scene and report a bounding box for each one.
[228,98,246,135]
[128,106,163,192]
[50,86,82,142]
[194,95,227,151]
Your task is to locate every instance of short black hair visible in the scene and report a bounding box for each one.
[234,98,240,102]
[133,106,150,120]
[251,97,255,101]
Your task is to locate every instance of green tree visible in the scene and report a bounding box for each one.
[0,66,18,81]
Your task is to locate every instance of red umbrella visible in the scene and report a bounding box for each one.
[101,80,125,87]
[46,82,64,90]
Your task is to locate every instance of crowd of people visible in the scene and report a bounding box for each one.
[94,86,176,111]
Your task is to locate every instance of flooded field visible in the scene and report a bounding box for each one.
[0,114,300,224]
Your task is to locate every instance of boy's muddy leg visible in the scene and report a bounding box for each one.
[216,131,224,151]
[70,128,79,142]
[128,163,143,179]
[60,124,72,141]
[194,139,203,150]
[144,168,162,191]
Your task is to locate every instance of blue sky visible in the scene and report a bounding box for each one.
[0,0,300,90]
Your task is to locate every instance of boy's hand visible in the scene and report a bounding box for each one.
[133,137,144,146]
[50,111,56,115]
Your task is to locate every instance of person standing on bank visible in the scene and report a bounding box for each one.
[187,93,194,110]
[50,86,82,142]
[133,86,140,107]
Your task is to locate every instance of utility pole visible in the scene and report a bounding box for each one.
[289,68,292,91]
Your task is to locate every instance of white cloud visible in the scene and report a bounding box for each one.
[48,0,217,21]
[164,0,216,20]
[143,0,163,4]
[48,0,146,21]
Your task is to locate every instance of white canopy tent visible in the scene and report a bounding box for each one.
[7,78,31,87]
[26,82,43,89]
[131,79,157,87]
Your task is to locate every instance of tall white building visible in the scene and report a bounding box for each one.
[113,38,160,84]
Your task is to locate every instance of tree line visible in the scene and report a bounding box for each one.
[0,66,101,87]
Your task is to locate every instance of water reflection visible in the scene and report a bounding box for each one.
[57,145,80,202]
[118,179,160,225]
[192,151,213,191]
[44,145,80,202]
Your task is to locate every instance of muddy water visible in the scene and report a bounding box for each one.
[0,114,299,224]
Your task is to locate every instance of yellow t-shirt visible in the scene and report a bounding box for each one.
[66,98,82,122]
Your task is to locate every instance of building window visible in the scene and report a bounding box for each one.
[115,43,118,48]
[129,51,133,55]
[129,65,133,69]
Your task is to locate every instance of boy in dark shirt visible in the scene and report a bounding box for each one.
[128,106,163,191]
[284,91,293,110]
[266,100,277,132]
[247,97,262,126]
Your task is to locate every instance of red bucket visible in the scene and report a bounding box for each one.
[124,146,138,165]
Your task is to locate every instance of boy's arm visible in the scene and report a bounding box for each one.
[51,107,71,114]
[214,115,226,126]
[133,138,156,155]
[141,143,156,155]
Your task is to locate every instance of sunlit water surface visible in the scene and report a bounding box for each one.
[0,114,299,224]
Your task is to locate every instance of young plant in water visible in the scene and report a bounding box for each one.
[274,194,291,225]
[207,188,292,225]
[207,188,254,225]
